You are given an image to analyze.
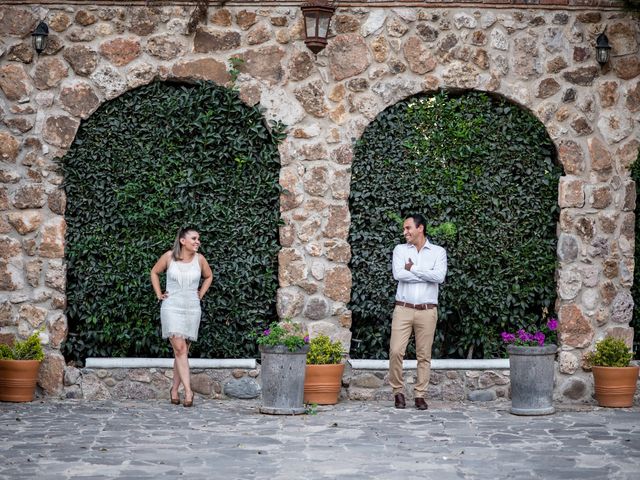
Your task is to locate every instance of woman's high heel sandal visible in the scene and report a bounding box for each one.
[170,387,180,405]
[183,391,194,408]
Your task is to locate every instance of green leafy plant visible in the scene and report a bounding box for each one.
[584,337,634,368]
[306,335,345,365]
[349,91,561,360]
[0,330,45,361]
[305,403,318,415]
[426,222,457,243]
[229,56,245,85]
[61,81,284,365]
[256,319,309,352]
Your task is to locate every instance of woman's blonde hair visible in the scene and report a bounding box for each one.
[172,226,197,261]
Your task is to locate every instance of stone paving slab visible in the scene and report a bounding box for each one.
[1,399,639,479]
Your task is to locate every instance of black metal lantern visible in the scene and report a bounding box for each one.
[32,21,49,55]
[595,31,611,66]
[301,0,336,54]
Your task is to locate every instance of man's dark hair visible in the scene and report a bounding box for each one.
[406,214,426,233]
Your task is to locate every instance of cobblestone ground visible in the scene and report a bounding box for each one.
[1,399,639,479]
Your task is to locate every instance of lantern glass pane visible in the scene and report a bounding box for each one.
[596,48,608,65]
[318,15,331,37]
[33,35,44,52]
[306,14,318,37]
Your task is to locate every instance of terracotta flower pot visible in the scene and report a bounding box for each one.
[592,365,640,408]
[304,363,345,405]
[0,359,41,402]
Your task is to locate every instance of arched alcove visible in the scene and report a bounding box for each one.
[348,89,561,360]
[61,80,282,365]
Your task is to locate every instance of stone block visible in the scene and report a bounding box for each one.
[223,377,260,399]
[303,296,328,321]
[324,265,352,303]
[64,366,81,386]
[113,380,155,400]
[191,373,214,395]
[38,351,65,395]
[468,390,496,402]
[558,178,584,208]
[0,132,20,162]
[327,34,370,81]
[559,303,594,348]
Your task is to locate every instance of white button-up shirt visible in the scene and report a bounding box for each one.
[393,240,447,305]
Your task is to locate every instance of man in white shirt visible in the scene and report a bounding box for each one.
[390,214,447,410]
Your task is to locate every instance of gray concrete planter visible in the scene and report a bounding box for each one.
[258,344,309,415]
[507,344,557,416]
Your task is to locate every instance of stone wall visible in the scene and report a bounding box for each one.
[61,363,511,403]
[63,365,262,401]
[59,362,640,405]
[1,1,639,403]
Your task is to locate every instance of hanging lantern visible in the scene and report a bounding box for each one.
[32,21,49,55]
[595,31,611,67]
[301,0,336,54]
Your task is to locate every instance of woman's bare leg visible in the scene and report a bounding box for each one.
[171,359,181,400]
[170,337,192,402]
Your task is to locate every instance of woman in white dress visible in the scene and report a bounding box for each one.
[151,227,213,407]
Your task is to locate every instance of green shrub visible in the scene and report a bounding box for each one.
[585,337,634,368]
[256,319,308,352]
[349,91,560,359]
[61,81,284,365]
[306,335,345,365]
[0,330,45,361]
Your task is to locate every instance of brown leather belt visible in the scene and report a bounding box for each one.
[395,301,437,310]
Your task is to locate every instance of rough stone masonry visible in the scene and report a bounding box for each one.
[0,1,639,403]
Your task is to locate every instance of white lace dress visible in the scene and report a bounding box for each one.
[161,254,202,341]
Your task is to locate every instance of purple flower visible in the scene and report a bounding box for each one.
[263,329,270,336]
[501,332,516,343]
[304,335,310,343]
[500,311,558,347]
[517,329,532,342]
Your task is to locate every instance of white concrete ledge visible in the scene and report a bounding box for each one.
[85,358,257,369]
[85,358,508,370]
[348,359,510,370]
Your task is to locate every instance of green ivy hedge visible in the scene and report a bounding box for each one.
[348,91,561,359]
[61,81,284,365]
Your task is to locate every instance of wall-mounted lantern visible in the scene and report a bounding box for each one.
[301,0,336,54]
[32,21,49,55]
[595,31,611,67]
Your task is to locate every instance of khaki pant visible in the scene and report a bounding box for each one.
[388,305,438,398]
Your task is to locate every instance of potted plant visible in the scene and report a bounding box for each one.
[584,336,638,408]
[256,319,310,415]
[304,334,346,405]
[500,313,558,416]
[0,330,45,402]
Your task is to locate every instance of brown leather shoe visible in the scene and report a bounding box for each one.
[415,397,428,410]
[394,393,406,409]
[183,391,194,408]
[170,386,180,405]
